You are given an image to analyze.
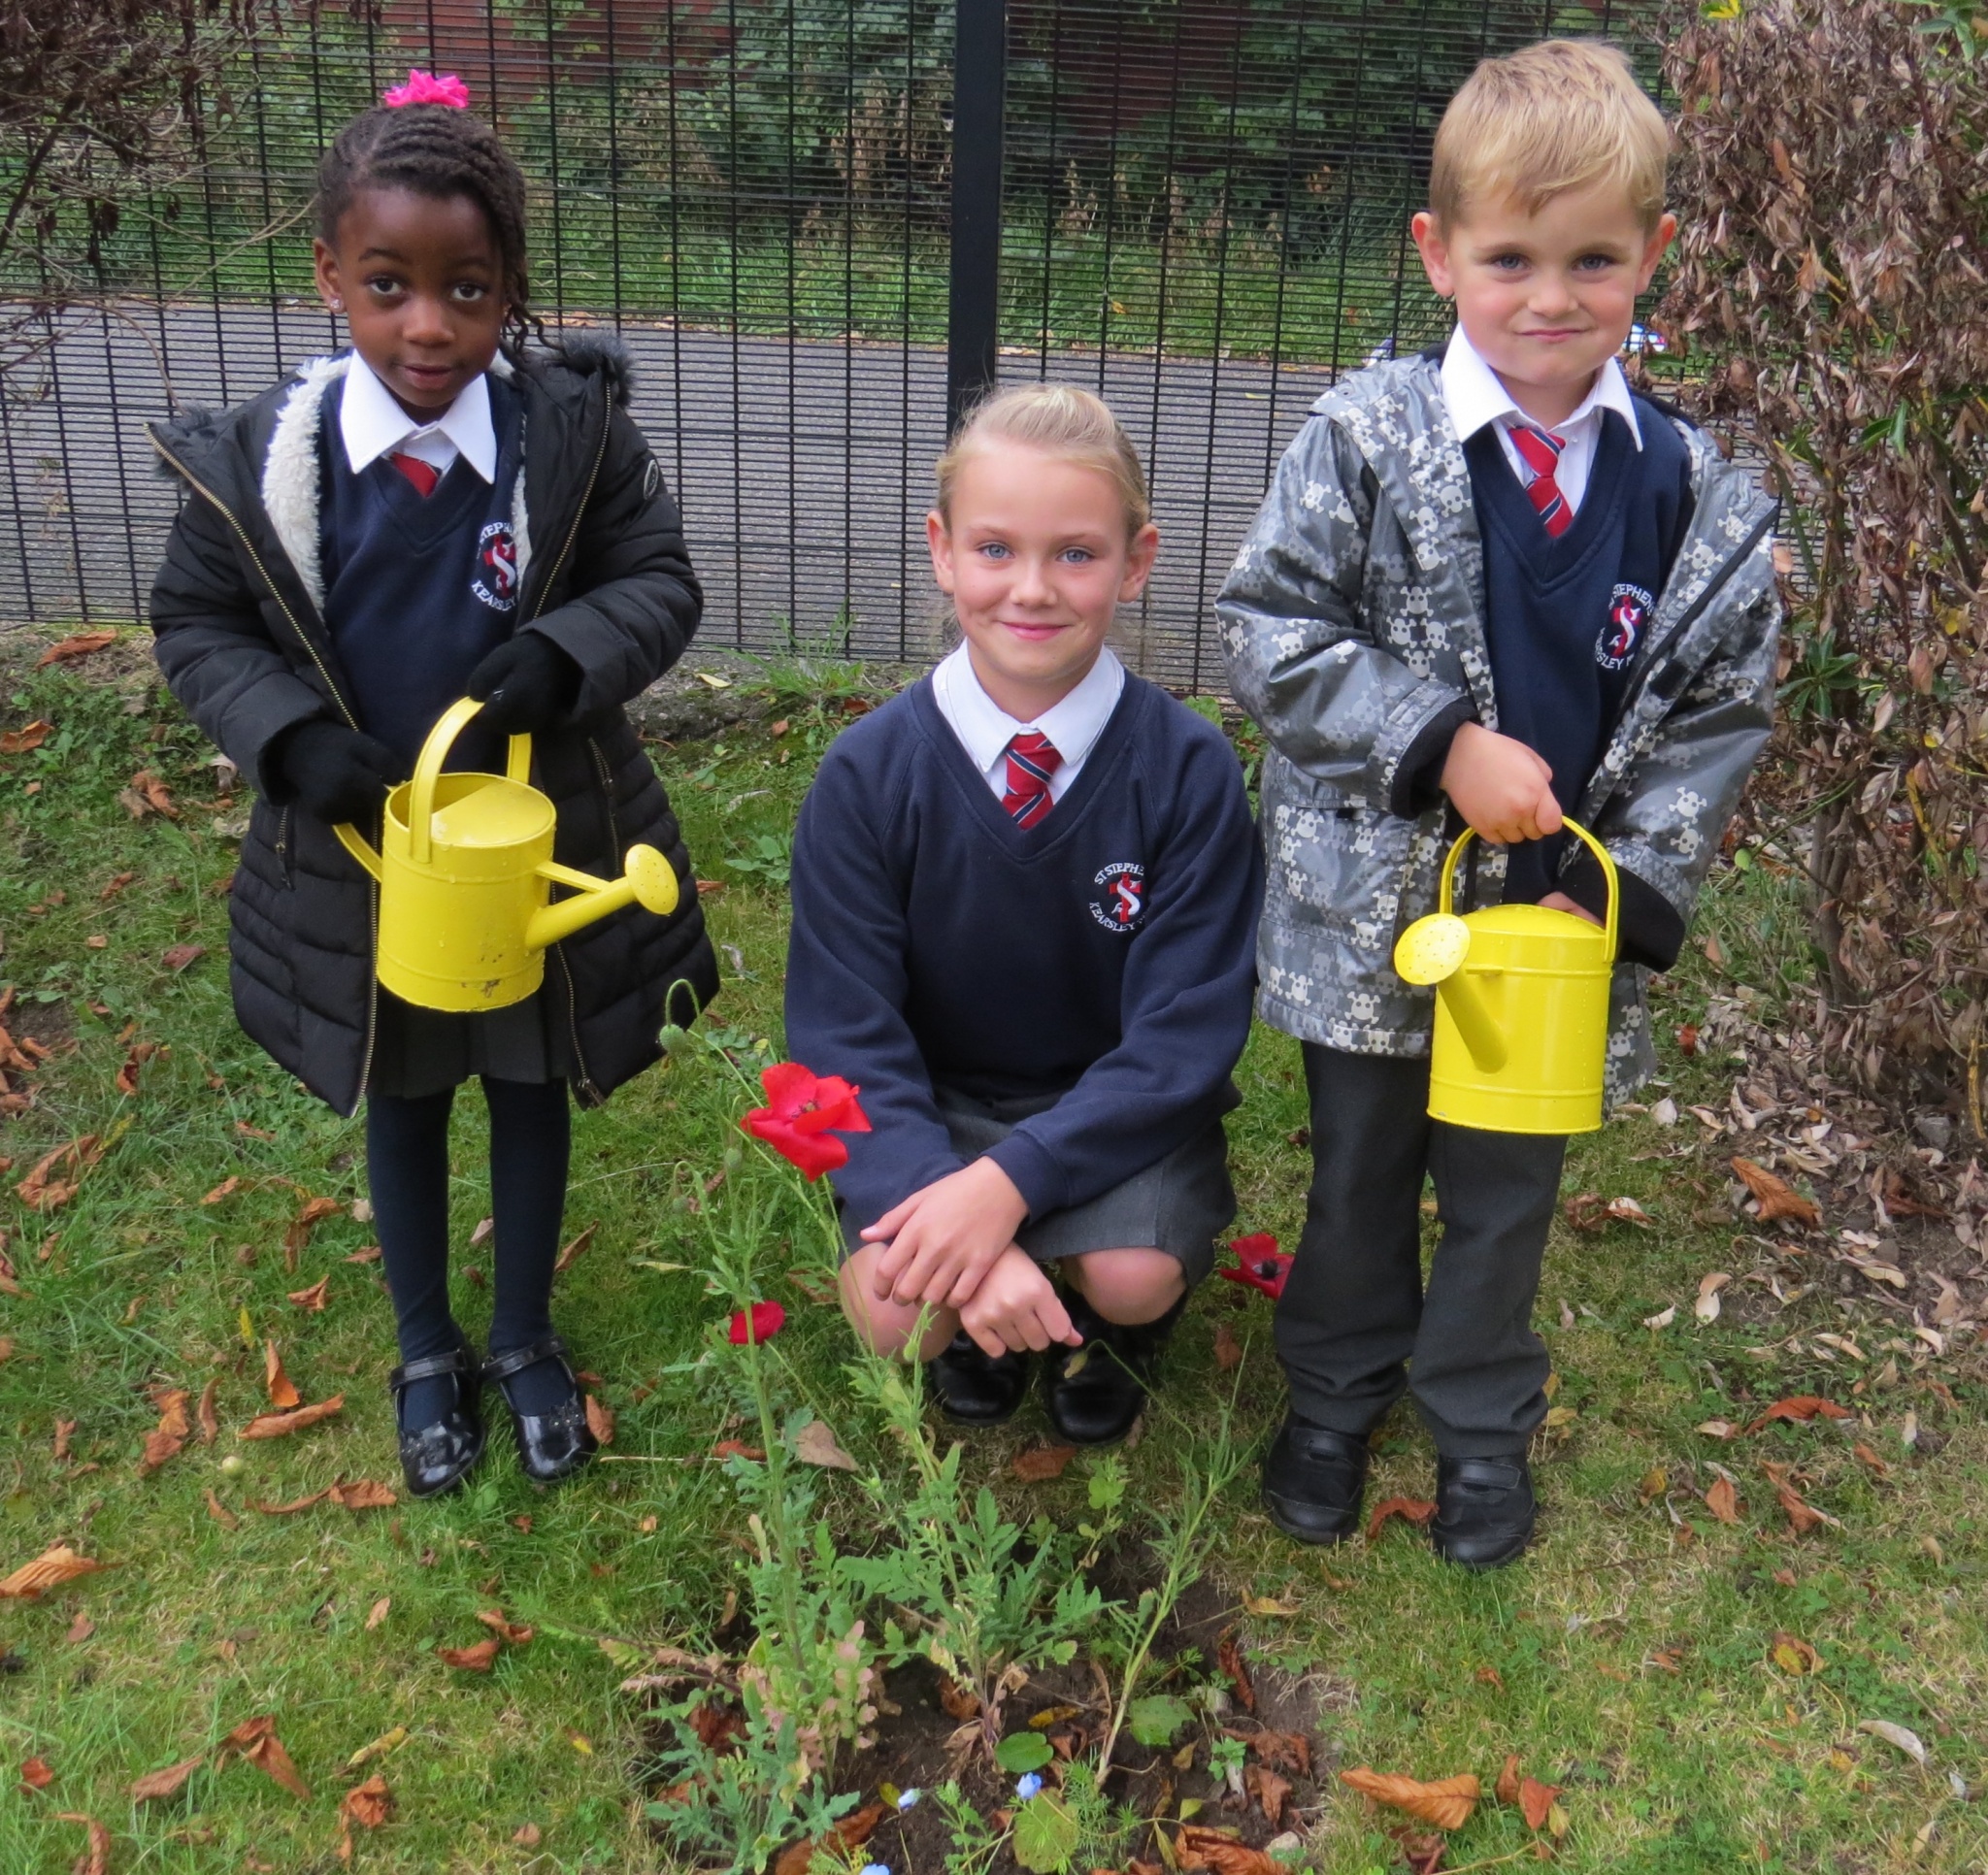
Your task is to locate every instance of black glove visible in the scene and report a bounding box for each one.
[272,719,399,825]
[465,632,580,736]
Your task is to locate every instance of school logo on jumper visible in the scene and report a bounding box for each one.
[1597,581,1652,673]
[1089,860,1146,934]
[472,520,518,611]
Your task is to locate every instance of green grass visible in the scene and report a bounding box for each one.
[0,635,1981,1873]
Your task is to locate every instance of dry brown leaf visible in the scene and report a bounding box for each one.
[262,1340,300,1410]
[161,944,207,973]
[203,1489,240,1531]
[51,1418,75,1462]
[1765,1469,1839,1535]
[553,1222,598,1275]
[1495,1753,1523,1805]
[1705,1477,1742,1524]
[584,1395,615,1446]
[240,1395,344,1439]
[115,1040,160,1097]
[20,1754,54,1790]
[1245,1762,1292,1828]
[64,1613,92,1644]
[130,1755,203,1802]
[0,1544,107,1600]
[194,1377,220,1446]
[1769,1631,1823,1675]
[1366,1497,1438,1543]
[1338,1766,1479,1830]
[477,1609,535,1646]
[438,1638,502,1672]
[201,1176,243,1205]
[1213,1322,1243,1370]
[54,1813,110,1875]
[286,1276,330,1311]
[1851,1441,1891,1477]
[1519,1777,1562,1830]
[774,1802,890,1875]
[712,1439,765,1462]
[794,1418,858,1471]
[1011,1443,1077,1482]
[222,1714,311,1799]
[1731,1157,1821,1228]
[283,1195,341,1270]
[1743,1395,1853,1434]
[513,1824,543,1848]
[39,630,116,666]
[0,720,52,755]
[326,1479,397,1512]
[1216,1628,1256,1714]
[140,1390,190,1474]
[1248,1728,1312,1778]
[365,1597,390,1631]
[251,1488,332,1515]
[17,1135,103,1212]
[1175,1825,1283,1875]
[342,1774,392,1830]
[938,1675,980,1721]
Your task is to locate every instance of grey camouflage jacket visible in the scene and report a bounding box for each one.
[1216,354,1780,1100]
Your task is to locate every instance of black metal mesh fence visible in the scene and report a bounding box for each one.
[0,0,1661,687]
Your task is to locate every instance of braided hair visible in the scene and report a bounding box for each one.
[315,100,536,360]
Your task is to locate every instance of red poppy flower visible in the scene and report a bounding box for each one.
[728,1300,786,1345]
[740,1062,873,1180]
[1217,1233,1292,1300]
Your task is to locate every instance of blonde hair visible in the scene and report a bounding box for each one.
[934,383,1151,540]
[1429,39,1670,232]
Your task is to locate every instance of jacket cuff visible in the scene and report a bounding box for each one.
[1387,696,1475,819]
[1559,848,1687,972]
[983,1132,1060,1222]
[251,700,342,803]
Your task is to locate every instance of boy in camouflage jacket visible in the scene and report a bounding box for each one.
[1218,40,1779,1566]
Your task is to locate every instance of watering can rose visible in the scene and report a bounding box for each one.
[739,1063,871,1179]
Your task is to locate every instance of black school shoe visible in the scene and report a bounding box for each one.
[927,1332,1032,1425]
[1260,1414,1370,1545]
[1045,1290,1184,1446]
[388,1341,486,1499]
[1430,1453,1537,1568]
[483,1334,598,1485]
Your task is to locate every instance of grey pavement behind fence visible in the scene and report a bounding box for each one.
[0,301,1340,692]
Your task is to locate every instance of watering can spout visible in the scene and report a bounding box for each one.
[1436,974,1509,1075]
[1393,908,1509,1074]
[523,843,679,951]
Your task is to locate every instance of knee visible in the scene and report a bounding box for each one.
[1067,1247,1185,1325]
[838,1253,953,1360]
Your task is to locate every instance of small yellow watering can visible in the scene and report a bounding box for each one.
[334,696,679,1013]
[1392,818,1618,1135]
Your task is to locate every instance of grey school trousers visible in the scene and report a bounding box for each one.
[1275,1044,1567,1458]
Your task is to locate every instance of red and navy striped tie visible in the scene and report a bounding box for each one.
[1508,423,1572,538]
[1001,730,1062,830]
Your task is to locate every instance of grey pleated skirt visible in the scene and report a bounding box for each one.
[368,983,566,1099]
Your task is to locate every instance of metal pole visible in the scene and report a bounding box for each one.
[947,0,1007,436]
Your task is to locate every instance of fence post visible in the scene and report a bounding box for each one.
[946,0,1007,436]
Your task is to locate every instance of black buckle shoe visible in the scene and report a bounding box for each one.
[388,1344,485,1499]
[1261,1414,1370,1545]
[928,1331,1031,1425]
[483,1334,597,1485]
[1044,1292,1182,1447]
[1431,1454,1537,1569]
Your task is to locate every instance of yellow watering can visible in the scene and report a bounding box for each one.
[1392,818,1618,1135]
[334,696,679,1013]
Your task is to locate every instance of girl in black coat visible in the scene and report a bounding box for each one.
[148,74,718,1498]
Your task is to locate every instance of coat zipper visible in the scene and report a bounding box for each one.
[526,387,614,1102]
[148,428,382,1115]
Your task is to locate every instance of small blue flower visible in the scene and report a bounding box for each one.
[896,1789,921,1811]
[859,1863,890,1875]
[1014,1773,1044,1801]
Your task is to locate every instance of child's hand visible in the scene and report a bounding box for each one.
[1440,721,1561,844]
[276,719,398,825]
[1539,891,1604,928]
[466,633,580,735]
[957,1245,1082,1358]
[863,1158,1030,1311]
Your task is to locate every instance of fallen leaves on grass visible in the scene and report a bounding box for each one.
[1696,1418,1742,1439]
[1857,1719,1927,1764]
[1216,1629,1255,1713]
[553,1223,598,1275]
[1705,1478,1742,1525]
[1011,1443,1077,1482]
[342,1773,392,1829]
[264,1340,300,1409]
[364,1599,391,1633]
[346,1727,407,1770]
[712,1439,765,1462]
[1367,1497,1437,1543]
[251,1488,331,1516]
[0,1544,106,1599]
[1175,1824,1284,1875]
[1743,1395,1853,1434]
[222,1715,311,1799]
[1339,1767,1478,1830]
[1519,1777,1563,1830]
[20,1755,54,1790]
[240,1396,344,1439]
[1563,1192,1656,1231]
[130,1756,203,1802]
[54,1814,110,1875]
[1763,1463,1841,1534]
[139,1390,190,1474]
[1732,1156,1821,1227]
[115,1040,161,1096]
[203,1489,240,1530]
[286,1276,330,1311]
[283,1195,342,1270]
[1770,1632,1824,1675]
[939,1675,981,1721]
[1495,1755,1523,1805]
[584,1395,615,1446]
[202,1175,244,1204]
[1213,1322,1243,1370]
[16,1135,105,1212]
[1245,1762,1292,1827]
[477,1609,535,1646]
[197,1379,219,1445]
[326,1480,396,1511]
[438,1638,503,1672]
[1695,1271,1732,1322]
[794,1418,858,1471]
[64,1614,91,1644]
[120,769,180,820]
[1247,1729,1312,1778]
[772,1800,889,1875]
[0,719,52,754]
[38,631,116,666]
[160,943,207,972]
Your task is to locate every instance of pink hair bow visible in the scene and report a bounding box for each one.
[381,69,470,110]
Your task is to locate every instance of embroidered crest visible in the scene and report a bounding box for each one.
[1089,860,1145,934]
[472,520,518,611]
[1598,581,1652,672]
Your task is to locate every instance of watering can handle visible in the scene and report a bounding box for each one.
[407,698,533,866]
[1437,817,1619,965]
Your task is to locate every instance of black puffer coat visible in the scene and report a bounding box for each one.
[148,336,719,1115]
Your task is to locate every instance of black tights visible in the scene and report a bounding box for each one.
[367,1076,572,1422]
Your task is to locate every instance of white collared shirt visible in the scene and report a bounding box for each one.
[338,352,498,485]
[931,641,1125,806]
[1440,327,1641,518]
